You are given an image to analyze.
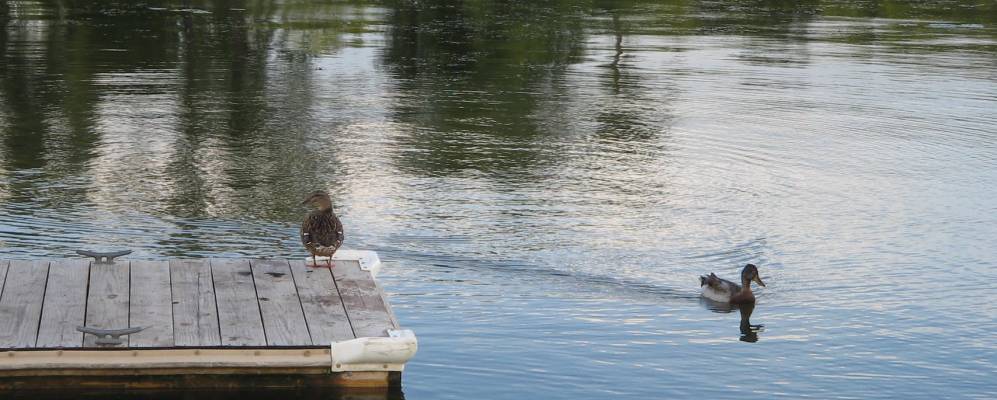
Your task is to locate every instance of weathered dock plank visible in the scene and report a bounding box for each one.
[251,259,312,346]
[0,261,9,331]
[0,260,50,348]
[211,259,266,346]
[288,260,354,345]
[129,260,174,347]
[84,261,130,347]
[36,259,89,348]
[0,260,8,298]
[169,259,221,347]
[331,260,397,338]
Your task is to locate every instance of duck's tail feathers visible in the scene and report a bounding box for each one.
[700,273,722,288]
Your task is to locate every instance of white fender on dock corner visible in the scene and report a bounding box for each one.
[330,329,418,372]
[332,249,383,277]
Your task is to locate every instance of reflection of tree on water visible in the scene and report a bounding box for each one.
[701,297,765,343]
[0,24,50,171]
[163,0,361,224]
[591,1,668,143]
[689,0,820,35]
[382,0,587,177]
[0,2,109,207]
[0,1,361,256]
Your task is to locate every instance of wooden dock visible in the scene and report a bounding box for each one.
[0,251,416,391]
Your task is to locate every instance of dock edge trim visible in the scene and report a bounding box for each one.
[0,348,331,372]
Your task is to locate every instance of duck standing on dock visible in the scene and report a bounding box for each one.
[699,264,766,304]
[301,190,344,268]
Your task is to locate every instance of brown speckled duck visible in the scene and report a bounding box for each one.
[699,264,766,304]
[300,191,344,268]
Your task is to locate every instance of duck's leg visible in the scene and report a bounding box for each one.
[308,254,333,269]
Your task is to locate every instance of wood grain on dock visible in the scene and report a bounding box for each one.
[0,259,398,350]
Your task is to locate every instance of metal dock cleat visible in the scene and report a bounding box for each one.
[76,326,146,346]
[76,249,132,264]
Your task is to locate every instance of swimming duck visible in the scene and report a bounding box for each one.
[699,263,766,304]
[300,191,344,268]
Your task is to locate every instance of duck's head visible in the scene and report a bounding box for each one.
[741,264,765,287]
[301,190,333,210]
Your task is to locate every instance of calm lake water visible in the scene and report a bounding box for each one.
[2,0,997,398]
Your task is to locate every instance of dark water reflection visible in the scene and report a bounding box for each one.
[738,302,763,343]
[700,298,765,343]
[3,0,997,399]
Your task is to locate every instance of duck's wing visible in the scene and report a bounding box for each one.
[301,212,317,248]
[302,211,344,249]
[700,273,741,293]
[329,214,344,248]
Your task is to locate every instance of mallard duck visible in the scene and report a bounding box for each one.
[699,263,766,304]
[300,191,344,268]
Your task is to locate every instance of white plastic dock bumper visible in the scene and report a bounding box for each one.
[330,329,418,372]
[321,249,383,277]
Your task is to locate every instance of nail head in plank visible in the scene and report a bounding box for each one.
[129,260,173,347]
[331,260,398,339]
[0,260,50,348]
[288,260,354,345]
[170,259,221,347]
[84,261,130,347]
[36,259,90,348]
[211,259,266,346]
[250,260,311,346]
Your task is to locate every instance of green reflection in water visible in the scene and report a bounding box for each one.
[0,0,994,253]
